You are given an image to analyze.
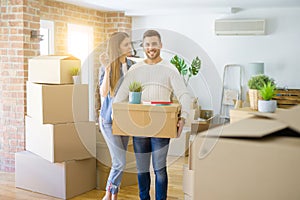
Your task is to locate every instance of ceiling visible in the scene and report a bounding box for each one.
[57,0,300,16]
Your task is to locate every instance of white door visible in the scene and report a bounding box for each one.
[68,24,94,121]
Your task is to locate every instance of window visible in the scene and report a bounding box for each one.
[67,24,94,121]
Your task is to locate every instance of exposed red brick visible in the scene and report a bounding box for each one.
[1,0,132,173]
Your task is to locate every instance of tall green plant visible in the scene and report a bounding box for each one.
[170,55,201,85]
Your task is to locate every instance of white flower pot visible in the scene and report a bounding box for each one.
[258,100,277,113]
[72,75,81,84]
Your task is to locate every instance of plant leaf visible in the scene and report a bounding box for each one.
[191,56,201,75]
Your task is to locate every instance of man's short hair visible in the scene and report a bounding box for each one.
[143,30,161,42]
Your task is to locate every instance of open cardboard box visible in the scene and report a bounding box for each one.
[112,102,181,138]
[190,115,226,134]
[28,55,81,84]
[185,105,300,200]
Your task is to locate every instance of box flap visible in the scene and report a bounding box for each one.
[113,102,180,113]
[204,117,288,138]
[30,55,79,60]
[274,105,300,133]
[251,105,300,133]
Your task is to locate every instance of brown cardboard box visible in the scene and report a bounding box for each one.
[25,116,96,163]
[28,55,80,84]
[190,116,224,135]
[190,119,211,134]
[112,103,181,138]
[15,151,96,199]
[26,82,88,124]
[229,107,258,123]
[186,106,300,200]
[229,107,285,124]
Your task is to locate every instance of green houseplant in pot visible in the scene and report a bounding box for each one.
[247,74,275,110]
[258,81,277,113]
[70,66,81,84]
[129,81,143,104]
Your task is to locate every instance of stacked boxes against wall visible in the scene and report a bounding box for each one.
[15,55,96,199]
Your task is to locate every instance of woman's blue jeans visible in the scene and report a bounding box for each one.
[133,137,170,200]
[99,117,129,194]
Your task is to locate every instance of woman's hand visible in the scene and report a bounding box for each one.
[99,53,110,71]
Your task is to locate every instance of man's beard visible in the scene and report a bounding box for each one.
[146,49,160,60]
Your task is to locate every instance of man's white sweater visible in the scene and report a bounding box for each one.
[114,60,191,120]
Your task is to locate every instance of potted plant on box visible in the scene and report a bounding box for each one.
[247,74,275,110]
[129,81,143,104]
[258,81,277,113]
[170,55,201,86]
[70,66,80,84]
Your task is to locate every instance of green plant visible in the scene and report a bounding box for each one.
[70,67,80,76]
[129,81,143,92]
[248,74,275,90]
[170,55,201,85]
[259,81,276,100]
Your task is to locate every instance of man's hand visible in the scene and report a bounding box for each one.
[177,117,185,137]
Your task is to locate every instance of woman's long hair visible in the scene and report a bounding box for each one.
[108,32,129,96]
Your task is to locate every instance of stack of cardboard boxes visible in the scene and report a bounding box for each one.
[15,56,97,199]
[183,106,300,200]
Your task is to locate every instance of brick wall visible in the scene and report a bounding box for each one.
[0,0,40,172]
[0,0,132,172]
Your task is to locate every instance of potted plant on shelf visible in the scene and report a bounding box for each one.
[247,74,275,110]
[70,66,80,84]
[258,81,277,113]
[129,81,143,104]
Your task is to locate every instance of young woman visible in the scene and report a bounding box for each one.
[99,32,134,200]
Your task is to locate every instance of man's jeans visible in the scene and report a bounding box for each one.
[133,137,170,200]
[99,117,129,194]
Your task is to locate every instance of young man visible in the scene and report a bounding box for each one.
[114,30,190,200]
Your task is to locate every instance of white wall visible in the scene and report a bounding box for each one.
[132,7,300,113]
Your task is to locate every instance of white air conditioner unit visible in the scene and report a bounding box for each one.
[215,19,266,35]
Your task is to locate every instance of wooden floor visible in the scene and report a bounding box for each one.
[0,156,187,200]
